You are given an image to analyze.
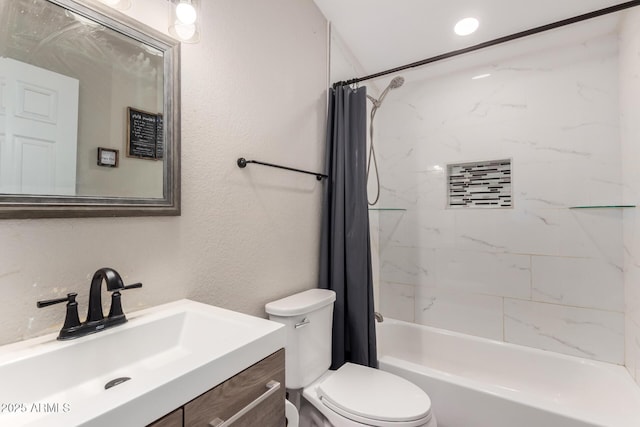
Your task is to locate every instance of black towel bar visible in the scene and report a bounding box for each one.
[237,158,327,181]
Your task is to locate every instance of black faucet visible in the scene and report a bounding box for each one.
[37,268,142,340]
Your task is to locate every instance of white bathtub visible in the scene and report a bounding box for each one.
[377,319,640,427]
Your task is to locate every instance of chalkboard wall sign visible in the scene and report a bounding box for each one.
[127,107,163,160]
[155,114,163,160]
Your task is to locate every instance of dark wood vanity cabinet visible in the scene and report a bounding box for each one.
[149,409,183,427]
[148,349,285,427]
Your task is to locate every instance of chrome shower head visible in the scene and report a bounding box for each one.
[369,76,405,108]
[389,76,405,89]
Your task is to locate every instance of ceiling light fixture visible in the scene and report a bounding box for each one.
[454,17,479,36]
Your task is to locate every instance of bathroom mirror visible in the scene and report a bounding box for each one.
[0,0,180,218]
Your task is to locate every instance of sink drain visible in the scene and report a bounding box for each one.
[105,377,131,390]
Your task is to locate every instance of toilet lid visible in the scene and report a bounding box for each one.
[317,363,432,425]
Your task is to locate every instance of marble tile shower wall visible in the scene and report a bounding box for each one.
[621,8,640,384]
[376,29,626,364]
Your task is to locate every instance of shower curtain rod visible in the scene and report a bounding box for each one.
[332,0,640,89]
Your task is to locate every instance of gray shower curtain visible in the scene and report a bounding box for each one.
[319,85,378,370]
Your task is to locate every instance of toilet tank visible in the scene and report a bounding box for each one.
[265,289,336,389]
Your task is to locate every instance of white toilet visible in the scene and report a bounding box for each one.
[266,289,437,427]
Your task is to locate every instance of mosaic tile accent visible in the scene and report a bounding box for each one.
[448,159,512,208]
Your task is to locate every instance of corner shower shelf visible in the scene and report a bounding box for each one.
[569,205,636,209]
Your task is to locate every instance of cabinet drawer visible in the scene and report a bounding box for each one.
[148,408,183,427]
[184,349,285,427]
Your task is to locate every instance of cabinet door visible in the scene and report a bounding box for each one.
[184,349,285,427]
[148,408,183,427]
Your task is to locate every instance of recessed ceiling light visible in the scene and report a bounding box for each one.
[454,17,479,36]
[472,73,491,80]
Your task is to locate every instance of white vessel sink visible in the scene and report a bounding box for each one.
[0,299,285,427]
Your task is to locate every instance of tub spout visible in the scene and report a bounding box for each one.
[375,312,384,323]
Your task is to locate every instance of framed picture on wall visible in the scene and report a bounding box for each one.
[97,147,119,167]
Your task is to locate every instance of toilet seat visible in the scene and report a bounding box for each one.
[316,363,433,427]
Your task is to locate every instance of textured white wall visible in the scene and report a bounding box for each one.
[0,0,327,346]
[621,7,640,385]
[375,19,626,364]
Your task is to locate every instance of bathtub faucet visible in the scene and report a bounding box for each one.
[375,312,384,323]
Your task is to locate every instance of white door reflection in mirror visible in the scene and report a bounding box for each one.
[0,57,79,196]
